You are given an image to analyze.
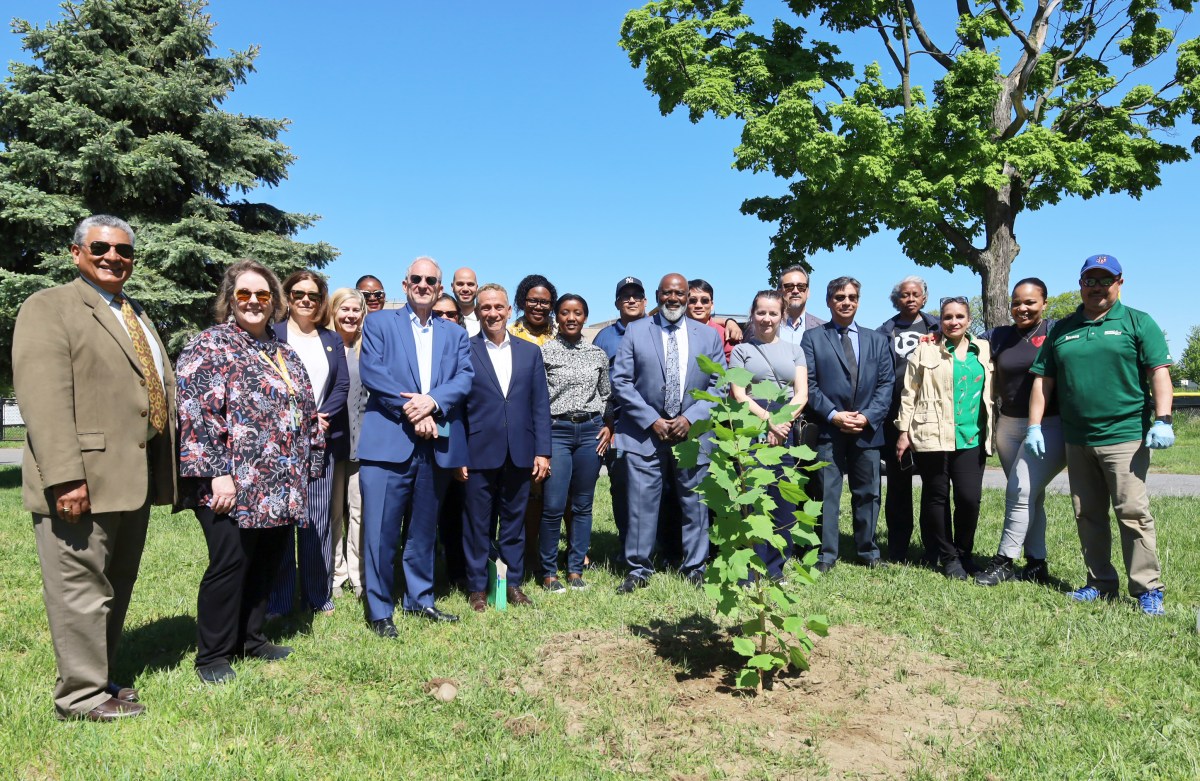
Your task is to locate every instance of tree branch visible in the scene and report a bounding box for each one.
[991,0,1038,57]
[935,219,981,268]
[871,16,906,78]
[902,0,954,69]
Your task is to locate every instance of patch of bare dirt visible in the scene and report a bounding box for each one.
[517,620,1012,779]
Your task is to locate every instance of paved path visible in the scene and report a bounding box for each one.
[0,449,22,466]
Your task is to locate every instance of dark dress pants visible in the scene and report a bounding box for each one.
[914,446,985,566]
[438,480,467,584]
[883,419,916,560]
[817,436,883,565]
[195,508,290,669]
[462,456,532,593]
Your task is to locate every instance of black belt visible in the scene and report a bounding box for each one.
[553,412,601,423]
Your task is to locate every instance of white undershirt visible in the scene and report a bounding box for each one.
[485,333,513,397]
[409,310,433,394]
[289,329,329,408]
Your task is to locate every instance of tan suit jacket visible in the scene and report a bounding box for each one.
[14,277,177,513]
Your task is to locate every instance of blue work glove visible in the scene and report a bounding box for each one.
[1145,421,1175,449]
[1024,424,1045,459]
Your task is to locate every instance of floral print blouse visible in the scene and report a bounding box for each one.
[176,322,324,528]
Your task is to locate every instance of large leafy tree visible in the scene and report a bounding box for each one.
[0,0,336,378]
[1177,324,1200,385]
[620,0,1200,327]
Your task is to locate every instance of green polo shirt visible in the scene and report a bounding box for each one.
[1030,300,1172,446]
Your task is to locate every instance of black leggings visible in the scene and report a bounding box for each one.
[915,446,984,566]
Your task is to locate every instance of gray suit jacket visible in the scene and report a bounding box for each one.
[13,278,177,515]
[610,314,725,457]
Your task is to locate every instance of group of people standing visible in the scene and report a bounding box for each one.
[14,214,1177,722]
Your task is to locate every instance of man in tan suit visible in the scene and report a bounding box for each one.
[13,214,176,721]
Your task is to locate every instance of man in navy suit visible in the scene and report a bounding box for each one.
[358,257,474,635]
[457,284,551,611]
[610,273,725,593]
[802,276,894,573]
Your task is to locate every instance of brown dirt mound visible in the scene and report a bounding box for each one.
[517,621,1012,779]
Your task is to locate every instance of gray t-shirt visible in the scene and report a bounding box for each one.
[729,338,806,390]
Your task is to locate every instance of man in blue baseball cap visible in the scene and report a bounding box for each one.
[1025,254,1175,616]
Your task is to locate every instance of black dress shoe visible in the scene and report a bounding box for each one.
[107,681,138,703]
[369,617,399,638]
[241,642,293,661]
[814,561,835,574]
[685,569,705,587]
[616,575,648,594]
[79,695,145,721]
[403,605,460,623]
[861,558,889,570]
[196,662,237,685]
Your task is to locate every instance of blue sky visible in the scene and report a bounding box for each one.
[3,1,1197,354]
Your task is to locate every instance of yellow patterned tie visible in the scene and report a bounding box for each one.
[115,294,168,433]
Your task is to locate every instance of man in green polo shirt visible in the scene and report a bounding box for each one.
[1024,254,1175,616]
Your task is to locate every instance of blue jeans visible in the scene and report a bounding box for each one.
[539,417,602,578]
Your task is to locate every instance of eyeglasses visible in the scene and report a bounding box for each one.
[360,290,386,301]
[939,296,969,307]
[86,241,135,259]
[235,288,272,304]
[1081,276,1118,288]
[688,296,712,305]
[781,282,808,292]
[617,293,644,302]
[408,274,439,286]
[832,293,859,303]
[525,298,553,309]
[289,290,323,303]
[432,309,460,320]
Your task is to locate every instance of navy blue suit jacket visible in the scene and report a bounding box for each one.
[356,308,474,468]
[801,321,894,449]
[610,314,725,457]
[464,334,552,470]
[273,322,350,460]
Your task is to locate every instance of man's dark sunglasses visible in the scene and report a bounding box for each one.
[86,241,134,259]
[781,282,808,292]
[409,274,439,286]
[1080,276,1118,288]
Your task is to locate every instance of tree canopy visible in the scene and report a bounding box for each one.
[619,0,1200,327]
[0,0,336,378]
[1177,324,1200,385]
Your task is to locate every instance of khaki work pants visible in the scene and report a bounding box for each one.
[1065,440,1161,596]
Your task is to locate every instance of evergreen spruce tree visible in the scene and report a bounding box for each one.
[0,0,337,379]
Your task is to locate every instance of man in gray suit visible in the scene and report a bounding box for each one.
[610,273,725,593]
[801,276,894,573]
[13,215,176,721]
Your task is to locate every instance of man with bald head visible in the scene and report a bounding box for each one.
[611,273,725,593]
[452,267,480,336]
[358,257,474,634]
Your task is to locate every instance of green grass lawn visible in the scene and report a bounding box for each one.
[1,468,1198,779]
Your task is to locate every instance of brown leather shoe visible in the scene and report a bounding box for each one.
[506,586,534,607]
[79,696,145,722]
[467,591,487,613]
[107,682,138,703]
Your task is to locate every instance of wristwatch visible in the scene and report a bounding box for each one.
[1155,415,1173,425]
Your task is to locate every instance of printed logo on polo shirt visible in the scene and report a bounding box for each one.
[1062,334,1080,341]
[1104,330,1123,336]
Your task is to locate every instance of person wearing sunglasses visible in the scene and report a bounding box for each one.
[875,276,940,562]
[266,271,349,619]
[14,215,177,719]
[686,278,743,363]
[358,258,474,633]
[776,266,827,345]
[327,288,370,601]
[432,294,464,324]
[1028,255,1174,616]
[895,296,994,580]
[803,277,894,574]
[509,273,558,347]
[176,260,324,684]
[356,275,387,313]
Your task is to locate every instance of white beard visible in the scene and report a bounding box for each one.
[661,304,685,323]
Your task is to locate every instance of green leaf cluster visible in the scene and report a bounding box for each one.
[0,0,338,380]
[619,1,1200,329]
[674,353,829,692]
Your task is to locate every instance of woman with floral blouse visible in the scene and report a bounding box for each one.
[538,294,612,592]
[176,259,324,684]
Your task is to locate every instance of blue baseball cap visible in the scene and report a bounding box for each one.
[1080,254,1122,276]
[615,276,644,297]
